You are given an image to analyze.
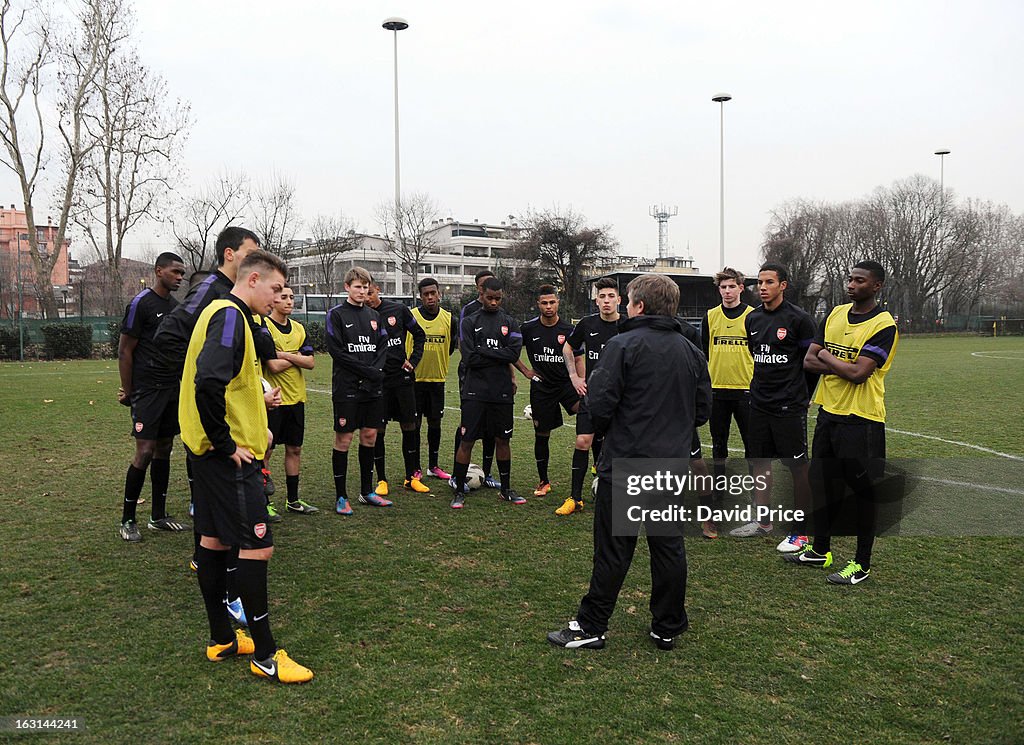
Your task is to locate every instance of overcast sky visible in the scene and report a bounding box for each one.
[10,0,1024,275]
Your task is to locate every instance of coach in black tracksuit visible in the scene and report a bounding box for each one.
[549,274,711,651]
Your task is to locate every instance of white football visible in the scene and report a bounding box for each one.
[523,404,533,420]
[466,463,486,490]
[261,377,272,393]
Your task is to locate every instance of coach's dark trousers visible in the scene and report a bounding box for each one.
[577,478,688,638]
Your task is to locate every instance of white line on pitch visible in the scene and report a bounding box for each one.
[915,476,1024,497]
[887,428,1023,461]
[970,351,1024,361]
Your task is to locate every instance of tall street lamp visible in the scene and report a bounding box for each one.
[934,149,950,194]
[383,16,408,295]
[933,149,951,323]
[712,93,732,270]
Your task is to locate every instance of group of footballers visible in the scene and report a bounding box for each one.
[545,259,897,651]
[115,224,898,675]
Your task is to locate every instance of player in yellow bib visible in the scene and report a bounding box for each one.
[700,267,753,538]
[181,249,313,683]
[785,260,898,585]
[407,277,460,481]
[263,285,317,514]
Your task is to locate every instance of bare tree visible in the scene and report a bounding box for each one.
[939,200,1008,318]
[994,213,1024,310]
[170,170,250,272]
[250,171,300,261]
[857,175,982,330]
[375,192,442,292]
[512,207,618,317]
[0,0,120,318]
[72,21,191,315]
[0,246,15,318]
[761,199,850,314]
[308,213,359,303]
[763,177,1024,329]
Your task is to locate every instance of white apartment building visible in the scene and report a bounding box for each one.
[285,216,532,300]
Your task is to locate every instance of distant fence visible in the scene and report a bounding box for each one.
[920,315,1024,335]
[3,312,1022,355]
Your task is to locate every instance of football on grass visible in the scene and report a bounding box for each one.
[466,464,486,490]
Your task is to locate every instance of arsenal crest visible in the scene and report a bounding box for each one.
[254,522,267,538]
[777,328,788,340]
[371,320,378,331]
[338,417,347,427]
[500,325,509,336]
[388,316,397,326]
[134,422,143,432]
[557,334,565,345]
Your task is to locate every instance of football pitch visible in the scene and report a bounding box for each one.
[1,335,1022,744]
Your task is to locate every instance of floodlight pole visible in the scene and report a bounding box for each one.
[712,94,732,270]
[934,149,950,197]
[933,150,951,323]
[383,17,409,295]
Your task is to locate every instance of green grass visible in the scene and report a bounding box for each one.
[1,336,1022,744]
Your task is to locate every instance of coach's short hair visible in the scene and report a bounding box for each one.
[155,251,184,269]
[418,277,439,292]
[594,277,619,293]
[215,226,261,266]
[854,260,885,283]
[714,267,745,286]
[238,250,287,280]
[536,284,558,299]
[481,277,503,293]
[474,269,495,283]
[344,267,372,286]
[626,274,679,317]
[759,262,789,283]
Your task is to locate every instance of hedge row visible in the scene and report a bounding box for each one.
[40,324,94,359]
[3,319,329,360]
[0,325,29,359]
